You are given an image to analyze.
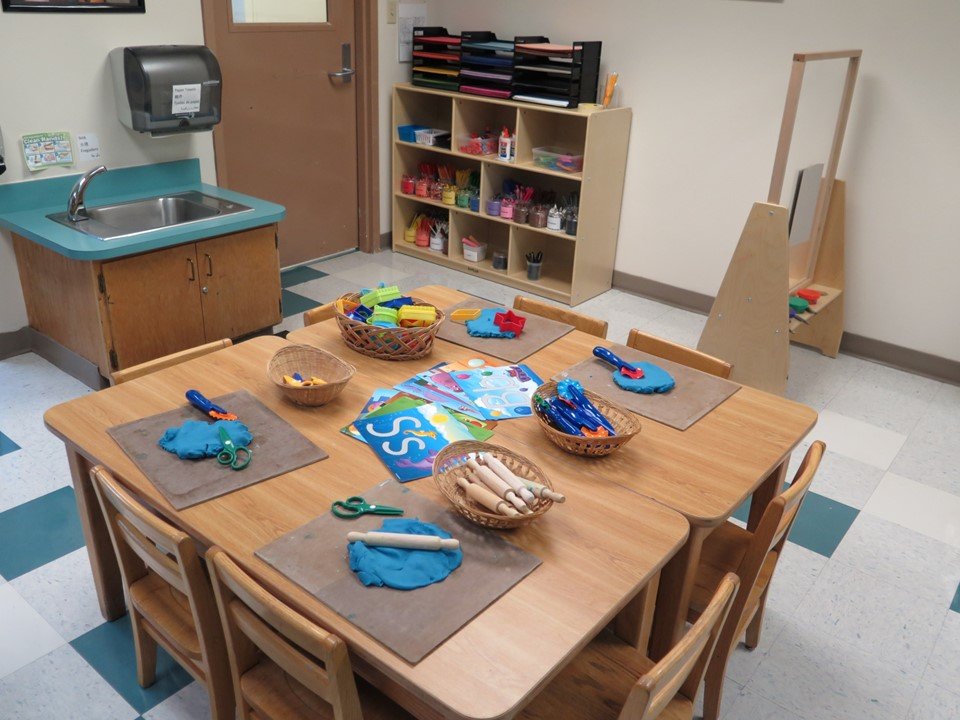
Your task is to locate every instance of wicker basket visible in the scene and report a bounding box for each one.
[267,345,355,407]
[532,381,641,457]
[334,293,444,361]
[434,441,556,530]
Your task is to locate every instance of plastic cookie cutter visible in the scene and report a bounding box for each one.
[450,308,482,324]
[494,309,526,336]
[186,389,238,421]
[397,304,437,327]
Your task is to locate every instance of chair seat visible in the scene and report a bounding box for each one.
[129,571,202,660]
[518,630,694,720]
[688,522,778,633]
[241,657,414,720]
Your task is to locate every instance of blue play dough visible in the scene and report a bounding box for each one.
[465,308,514,339]
[613,361,676,394]
[158,420,252,459]
[348,518,463,590]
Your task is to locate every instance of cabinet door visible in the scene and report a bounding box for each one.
[100,245,206,370]
[198,225,282,340]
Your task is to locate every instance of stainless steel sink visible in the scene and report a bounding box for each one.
[48,191,253,240]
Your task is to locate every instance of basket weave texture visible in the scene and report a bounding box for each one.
[335,293,444,361]
[433,441,555,530]
[533,381,641,457]
[267,345,355,407]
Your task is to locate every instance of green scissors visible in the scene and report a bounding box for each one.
[217,427,252,470]
[331,496,404,519]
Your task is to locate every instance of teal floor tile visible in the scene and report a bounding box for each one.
[732,489,858,558]
[281,289,321,318]
[951,582,960,613]
[0,486,85,579]
[0,431,21,456]
[71,615,194,714]
[281,265,328,288]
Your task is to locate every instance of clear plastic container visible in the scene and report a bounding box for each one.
[531,146,584,174]
[414,128,452,147]
[462,240,488,262]
[457,134,497,156]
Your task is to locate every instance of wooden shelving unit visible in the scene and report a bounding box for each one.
[391,83,631,305]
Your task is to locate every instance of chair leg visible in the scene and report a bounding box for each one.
[131,613,158,687]
[701,650,728,720]
[207,680,236,720]
[745,589,770,650]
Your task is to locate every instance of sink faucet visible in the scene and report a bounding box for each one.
[67,165,107,221]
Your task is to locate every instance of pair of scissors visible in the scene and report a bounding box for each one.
[217,427,252,470]
[331,496,404,519]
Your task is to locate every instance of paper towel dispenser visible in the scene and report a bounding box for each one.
[110,45,222,136]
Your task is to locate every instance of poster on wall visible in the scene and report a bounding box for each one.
[21,132,74,173]
[1,0,144,11]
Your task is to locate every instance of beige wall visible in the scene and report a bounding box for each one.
[0,0,216,334]
[426,0,960,362]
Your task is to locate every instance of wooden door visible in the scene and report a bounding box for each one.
[203,0,359,266]
[199,226,283,339]
[100,245,206,370]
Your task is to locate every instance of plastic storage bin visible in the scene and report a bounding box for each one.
[462,240,488,262]
[398,124,427,143]
[414,128,452,148]
[457,134,497,156]
[532,146,584,174]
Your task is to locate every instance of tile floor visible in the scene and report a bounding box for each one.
[1,249,957,719]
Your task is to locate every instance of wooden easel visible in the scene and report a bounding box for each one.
[698,50,861,394]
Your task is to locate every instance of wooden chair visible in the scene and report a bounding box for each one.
[519,573,739,720]
[90,466,234,720]
[626,329,731,379]
[112,339,233,384]
[207,547,414,720]
[513,295,609,338]
[303,301,336,327]
[688,441,825,720]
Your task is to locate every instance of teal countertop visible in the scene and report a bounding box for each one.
[0,159,285,260]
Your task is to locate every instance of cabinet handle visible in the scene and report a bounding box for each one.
[187,257,196,281]
[205,253,213,277]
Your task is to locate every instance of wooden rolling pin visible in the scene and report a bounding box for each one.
[347,531,460,551]
[458,476,521,517]
[523,479,565,503]
[466,458,531,514]
[479,453,537,507]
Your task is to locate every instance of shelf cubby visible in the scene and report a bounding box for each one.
[452,96,517,157]
[395,85,452,136]
[515,107,587,166]
[452,212,510,274]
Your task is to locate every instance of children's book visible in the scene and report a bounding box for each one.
[449,364,544,420]
[394,367,481,418]
[342,391,495,443]
[355,402,476,482]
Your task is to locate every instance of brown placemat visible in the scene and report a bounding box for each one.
[256,479,541,664]
[107,390,328,510]
[554,343,740,431]
[437,297,574,363]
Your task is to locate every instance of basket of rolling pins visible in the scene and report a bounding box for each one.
[433,441,563,530]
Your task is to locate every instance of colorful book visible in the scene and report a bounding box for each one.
[342,391,494,444]
[449,364,544,420]
[355,403,477,482]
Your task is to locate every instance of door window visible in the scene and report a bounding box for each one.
[230,0,327,24]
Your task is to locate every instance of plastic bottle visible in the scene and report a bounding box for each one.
[498,127,513,163]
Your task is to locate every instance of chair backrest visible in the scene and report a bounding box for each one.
[513,295,608,338]
[90,466,224,665]
[626,329,731,379]
[207,547,364,720]
[112,339,233,384]
[621,573,739,720]
[303,302,337,327]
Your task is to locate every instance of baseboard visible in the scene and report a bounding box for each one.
[612,270,960,386]
[0,326,105,390]
[0,327,31,359]
[379,231,392,250]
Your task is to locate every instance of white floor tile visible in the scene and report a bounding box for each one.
[805,410,906,470]
[785,345,859,411]
[889,384,960,497]
[0,644,138,720]
[10,548,104,642]
[793,560,945,678]
[308,250,370,274]
[334,263,413,287]
[273,313,306,335]
[693,676,743,718]
[831,512,960,606]
[746,620,919,720]
[287,274,361,304]
[723,687,805,720]
[862,472,960,550]
[0,450,70,514]
[142,681,210,720]
[0,584,66,679]
[923,611,960,693]
[905,679,960,720]
[799,448,885,509]
[633,307,707,349]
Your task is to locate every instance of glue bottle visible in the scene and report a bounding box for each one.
[498,127,513,163]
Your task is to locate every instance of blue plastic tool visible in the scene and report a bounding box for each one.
[593,347,644,379]
[186,389,238,421]
[557,379,616,435]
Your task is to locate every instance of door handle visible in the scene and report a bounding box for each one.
[205,253,213,277]
[328,43,356,83]
[187,257,196,281]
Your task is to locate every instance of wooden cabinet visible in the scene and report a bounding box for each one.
[12,224,281,380]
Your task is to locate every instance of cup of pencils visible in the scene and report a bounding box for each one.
[525,251,543,281]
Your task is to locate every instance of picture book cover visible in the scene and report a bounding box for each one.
[449,364,544,420]
[355,403,477,482]
[394,369,481,418]
[343,392,495,444]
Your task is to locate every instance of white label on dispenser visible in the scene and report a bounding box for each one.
[172,84,202,115]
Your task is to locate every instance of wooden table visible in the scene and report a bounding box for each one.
[44,293,690,720]
[289,286,818,659]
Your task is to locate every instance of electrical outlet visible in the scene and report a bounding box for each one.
[386,0,398,24]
